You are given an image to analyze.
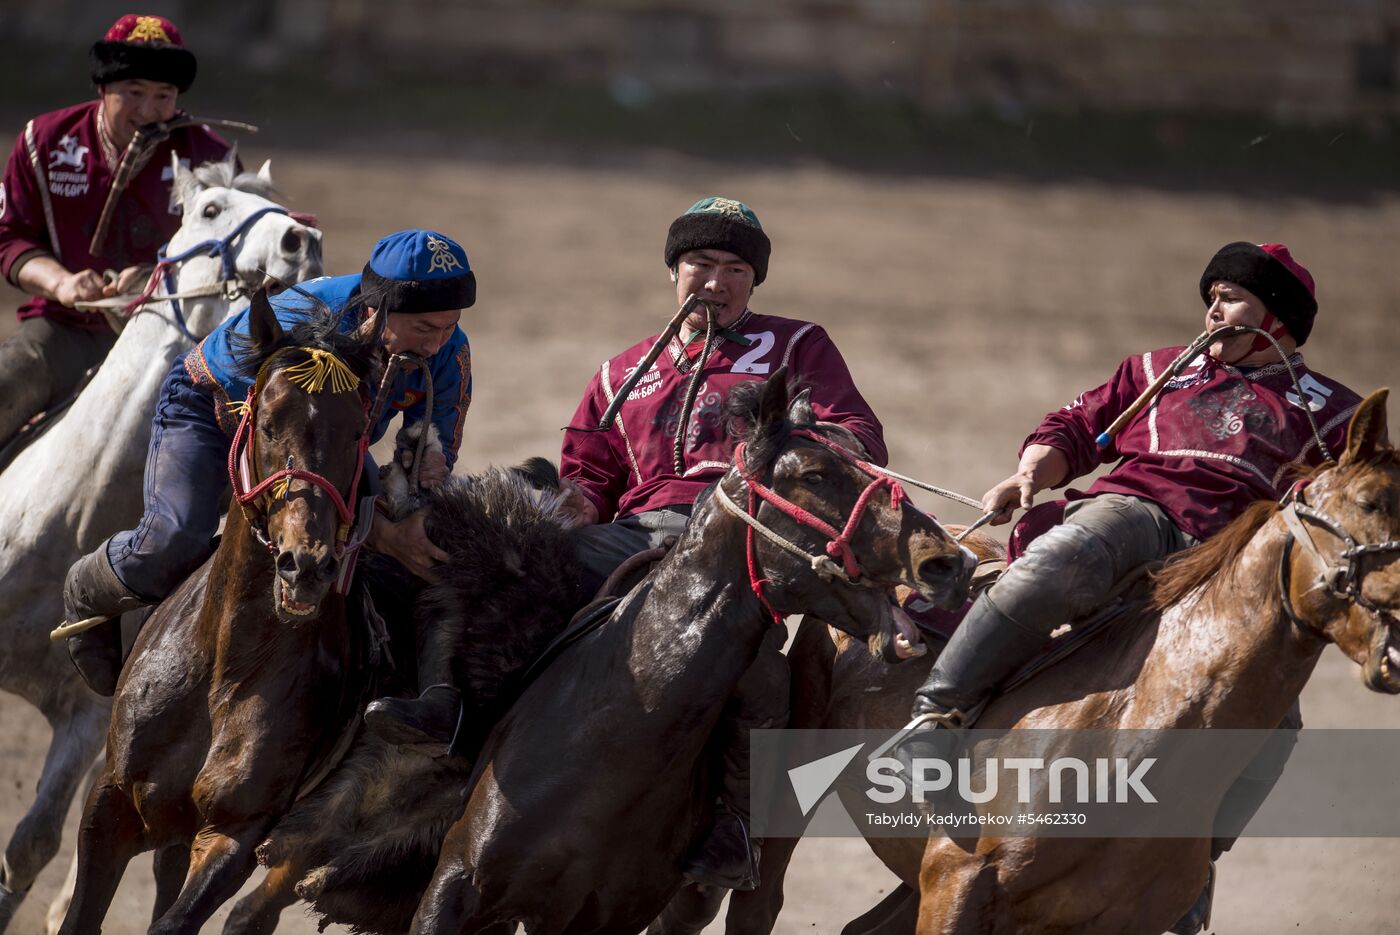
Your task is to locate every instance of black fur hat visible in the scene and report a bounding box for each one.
[90,14,197,93]
[664,196,771,286]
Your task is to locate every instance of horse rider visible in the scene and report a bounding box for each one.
[897,242,1363,933]
[0,13,235,449]
[61,229,476,697]
[367,195,887,891]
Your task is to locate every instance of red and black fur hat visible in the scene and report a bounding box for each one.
[90,14,197,93]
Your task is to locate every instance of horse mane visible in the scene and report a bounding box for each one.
[726,379,818,470]
[192,159,278,199]
[227,289,384,388]
[1151,499,1285,615]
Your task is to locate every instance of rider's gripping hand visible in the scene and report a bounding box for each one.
[368,509,450,581]
[55,270,106,307]
[982,444,1071,526]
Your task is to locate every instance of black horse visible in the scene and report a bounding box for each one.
[409,373,975,934]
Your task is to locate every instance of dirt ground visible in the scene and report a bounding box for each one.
[1,142,1397,933]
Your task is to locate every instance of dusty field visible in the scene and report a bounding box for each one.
[1,142,1397,933]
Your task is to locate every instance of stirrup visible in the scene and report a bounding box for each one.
[868,710,963,762]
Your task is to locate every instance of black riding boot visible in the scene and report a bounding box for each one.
[890,597,1050,774]
[913,595,1050,725]
[683,735,761,892]
[63,542,149,697]
[365,602,464,745]
[1167,861,1214,935]
[365,683,462,745]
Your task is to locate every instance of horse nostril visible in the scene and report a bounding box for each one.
[919,553,963,583]
[281,228,302,255]
[275,551,299,578]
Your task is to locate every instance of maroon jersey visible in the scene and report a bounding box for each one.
[1025,347,1361,541]
[562,310,886,521]
[0,100,232,331]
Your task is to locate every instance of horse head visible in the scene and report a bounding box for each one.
[167,151,323,337]
[232,289,381,624]
[722,370,975,644]
[1278,389,1400,693]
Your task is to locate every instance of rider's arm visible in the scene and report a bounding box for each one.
[14,255,104,307]
[1021,352,1147,483]
[560,369,628,524]
[788,324,888,466]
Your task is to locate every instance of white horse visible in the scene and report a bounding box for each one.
[0,152,322,933]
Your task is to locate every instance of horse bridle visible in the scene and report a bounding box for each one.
[712,428,917,625]
[1277,480,1400,638]
[121,205,291,341]
[227,347,372,593]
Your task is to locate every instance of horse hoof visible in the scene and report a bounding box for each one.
[254,839,278,867]
[295,866,331,900]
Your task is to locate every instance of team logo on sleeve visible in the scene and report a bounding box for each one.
[392,389,426,411]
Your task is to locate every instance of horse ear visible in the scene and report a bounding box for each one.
[352,305,388,346]
[756,366,791,431]
[171,153,202,211]
[787,386,814,426]
[256,158,273,185]
[1341,388,1391,465]
[247,287,284,351]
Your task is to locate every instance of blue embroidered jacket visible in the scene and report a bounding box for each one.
[183,274,473,467]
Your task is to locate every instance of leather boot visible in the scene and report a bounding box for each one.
[683,703,765,891]
[63,543,149,697]
[914,595,1050,725]
[1167,861,1214,934]
[891,597,1050,774]
[365,683,462,745]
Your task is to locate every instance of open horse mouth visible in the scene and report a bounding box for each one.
[274,576,320,622]
[1367,620,1400,694]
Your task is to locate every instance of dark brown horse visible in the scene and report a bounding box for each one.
[407,373,977,934]
[57,290,382,934]
[735,391,1399,935]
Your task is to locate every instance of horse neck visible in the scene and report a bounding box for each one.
[626,490,775,711]
[1138,519,1323,729]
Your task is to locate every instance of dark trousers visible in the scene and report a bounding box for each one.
[106,359,229,601]
[0,315,116,448]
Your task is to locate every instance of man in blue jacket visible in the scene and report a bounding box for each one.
[61,229,476,696]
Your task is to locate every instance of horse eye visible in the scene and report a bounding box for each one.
[1357,497,1381,514]
[802,471,825,486]
[202,202,221,219]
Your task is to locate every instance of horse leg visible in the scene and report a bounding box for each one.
[55,773,145,935]
[724,616,838,935]
[147,820,268,935]
[645,882,726,935]
[0,702,108,933]
[840,884,918,935]
[150,843,191,923]
[223,861,301,935]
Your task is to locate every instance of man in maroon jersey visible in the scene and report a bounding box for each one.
[899,241,1363,934]
[0,13,233,448]
[370,197,886,891]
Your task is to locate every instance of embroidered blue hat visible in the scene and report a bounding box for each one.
[663,196,771,286]
[360,229,476,313]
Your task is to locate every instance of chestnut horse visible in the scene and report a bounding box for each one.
[408,374,978,935]
[736,390,1400,935]
[56,290,382,934]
